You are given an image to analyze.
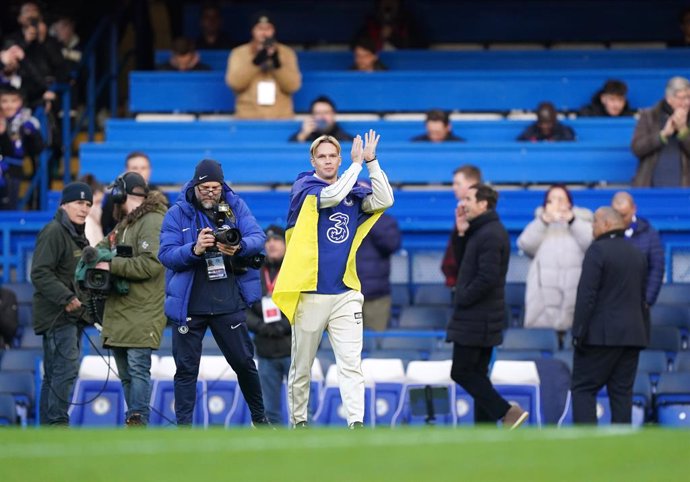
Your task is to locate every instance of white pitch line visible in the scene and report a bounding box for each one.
[0,427,637,460]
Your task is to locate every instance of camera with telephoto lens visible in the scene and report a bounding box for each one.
[231,253,265,275]
[212,226,242,246]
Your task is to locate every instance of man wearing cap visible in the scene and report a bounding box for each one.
[93,172,168,426]
[273,130,394,429]
[246,225,292,425]
[31,181,92,425]
[159,159,269,426]
[225,12,301,119]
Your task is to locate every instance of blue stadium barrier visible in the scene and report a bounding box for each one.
[104,118,637,143]
[155,49,690,73]
[80,141,639,185]
[129,69,690,113]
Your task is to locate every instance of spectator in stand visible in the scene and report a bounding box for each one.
[246,225,291,425]
[0,86,43,210]
[356,180,402,332]
[5,2,67,108]
[225,12,301,119]
[289,96,354,143]
[579,80,635,118]
[0,45,25,90]
[517,102,575,142]
[411,109,465,143]
[102,152,158,235]
[350,37,387,72]
[355,0,428,50]
[196,2,235,50]
[440,165,482,288]
[611,191,665,307]
[79,173,105,246]
[50,14,82,69]
[517,185,593,344]
[631,76,690,187]
[156,37,211,72]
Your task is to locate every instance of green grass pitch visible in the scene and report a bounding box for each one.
[1,426,689,482]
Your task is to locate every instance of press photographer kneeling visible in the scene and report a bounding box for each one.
[93,172,168,426]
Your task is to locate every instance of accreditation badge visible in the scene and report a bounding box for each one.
[205,252,228,281]
[261,296,282,323]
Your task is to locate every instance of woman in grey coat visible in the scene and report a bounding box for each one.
[517,185,593,338]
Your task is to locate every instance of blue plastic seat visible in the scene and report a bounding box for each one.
[674,351,690,372]
[637,350,670,386]
[655,372,690,427]
[0,393,17,425]
[502,328,559,355]
[413,285,452,306]
[494,349,544,361]
[650,304,690,329]
[398,306,451,330]
[656,284,690,305]
[0,371,35,425]
[0,349,43,372]
[648,325,682,353]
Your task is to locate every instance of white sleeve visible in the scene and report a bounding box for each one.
[318,163,362,209]
[361,160,394,213]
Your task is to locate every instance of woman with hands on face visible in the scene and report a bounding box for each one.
[517,185,594,341]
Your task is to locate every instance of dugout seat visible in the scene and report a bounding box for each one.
[361,358,406,426]
[150,356,207,427]
[655,372,690,427]
[69,355,125,427]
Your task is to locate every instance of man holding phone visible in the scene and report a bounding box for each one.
[289,96,354,143]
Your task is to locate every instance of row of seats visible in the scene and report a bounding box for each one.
[129,69,687,113]
[154,49,690,72]
[104,118,637,143]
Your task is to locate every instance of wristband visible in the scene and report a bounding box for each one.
[365,157,378,164]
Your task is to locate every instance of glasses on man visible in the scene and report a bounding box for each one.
[196,185,222,195]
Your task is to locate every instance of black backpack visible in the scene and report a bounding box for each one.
[0,287,19,346]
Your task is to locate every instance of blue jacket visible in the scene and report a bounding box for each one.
[158,181,265,324]
[356,213,401,299]
[626,216,665,306]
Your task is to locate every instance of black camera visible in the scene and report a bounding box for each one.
[231,253,265,275]
[82,268,111,293]
[263,37,275,49]
[212,226,242,246]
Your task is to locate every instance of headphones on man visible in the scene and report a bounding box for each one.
[109,172,149,205]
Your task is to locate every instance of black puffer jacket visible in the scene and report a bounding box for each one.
[447,210,509,347]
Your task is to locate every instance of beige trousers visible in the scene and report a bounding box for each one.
[288,290,364,426]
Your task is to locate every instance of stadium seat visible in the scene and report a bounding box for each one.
[398,306,451,330]
[366,348,427,366]
[656,284,690,305]
[69,355,125,427]
[0,371,35,426]
[490,360,542,426]
[19,330,43,349]
[650,304,690,329]
[553,350,573,373]
[361,358,406,426]
[391,284,411,308]
[413,285,452,306]
[392,360,459,426]
[0,393,17,425]
[655,372,690,427]
[150,356,207,427]
[501,328,559,355]
[378,333,438,354]
[637,350,671,386]
[648,325,682,354]
[674,352,690,372]
[632,373,652,426]
[198,356,241,426]
[494,349,544,362]
[312,364,375,427]
[0,349,42,373]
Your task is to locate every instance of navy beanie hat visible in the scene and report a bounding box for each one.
[192,159,225,185]
[61,182,93,205]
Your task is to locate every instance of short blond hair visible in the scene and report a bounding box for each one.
[309,135,341,159]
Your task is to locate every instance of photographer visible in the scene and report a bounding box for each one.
[93,172,168,426]
[31,181,92,425]
[225,12,301,119]
[158,159,270,426]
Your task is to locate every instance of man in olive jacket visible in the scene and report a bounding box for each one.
[95,172,168,426]
[32,182,92,425]
[447,184,528,429]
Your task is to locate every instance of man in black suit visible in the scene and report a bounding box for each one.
[447,184,529,429]
[571,207,649,424]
